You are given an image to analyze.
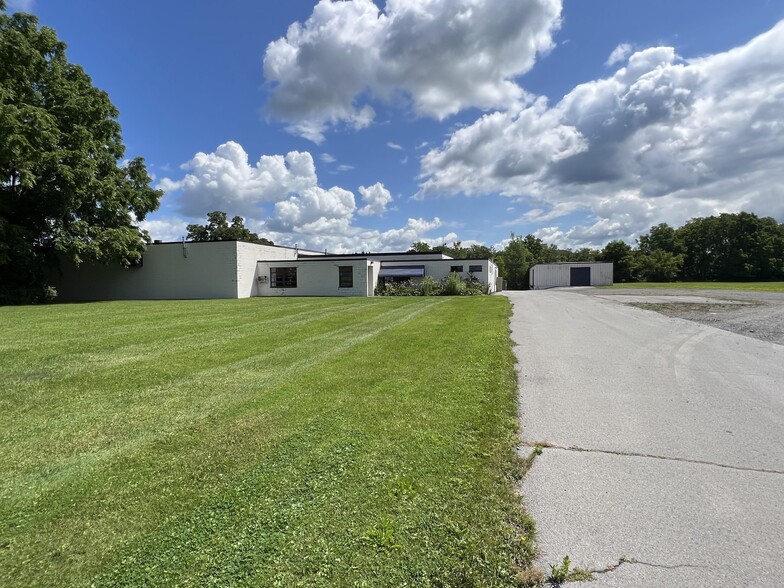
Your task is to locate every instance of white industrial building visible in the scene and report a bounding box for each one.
[528,262,613,290]
[52,240,500,301]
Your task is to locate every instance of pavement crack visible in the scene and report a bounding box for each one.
[591,556,706,576]
[522,440,784,475]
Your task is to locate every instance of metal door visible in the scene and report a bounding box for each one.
[570,266,591,286]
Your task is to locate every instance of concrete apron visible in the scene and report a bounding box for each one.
[505,290,784,587]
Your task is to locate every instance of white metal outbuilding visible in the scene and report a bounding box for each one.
[529,262,613,290]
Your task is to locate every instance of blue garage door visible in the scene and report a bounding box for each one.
[570,267,591,286]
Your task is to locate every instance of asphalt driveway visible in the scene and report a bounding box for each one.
[507,289,784,587]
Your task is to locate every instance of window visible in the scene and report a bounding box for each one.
[339,266,353,288]
[450,265,464,273]
[469,265,482,273]
[271,267,297,288]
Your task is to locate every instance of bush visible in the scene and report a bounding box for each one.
[375,274,486,297]
[375,280,422,296]
[443,272,466,296]
[464,274,490,295]
[421,275,442,296]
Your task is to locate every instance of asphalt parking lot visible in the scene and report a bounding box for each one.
[583,287,784,345]
[506,289,784,587]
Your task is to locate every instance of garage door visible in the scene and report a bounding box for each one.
[570,267,591,286]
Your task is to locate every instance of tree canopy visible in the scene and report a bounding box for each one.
[186,211,274,245]
[454,212,784,290]
[601,213,784,283]
[496,234,532,289]
[0,2,161,303]
[407,240,493,259]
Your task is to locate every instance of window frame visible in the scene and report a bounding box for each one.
[450,265,464,273]
[270,266,297,288]
[338,265,353,288]
[468,264,482,273]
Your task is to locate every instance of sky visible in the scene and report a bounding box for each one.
[11,0,784,253]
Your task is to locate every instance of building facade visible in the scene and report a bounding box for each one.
[52,241,499,301]
[528,262,613,290]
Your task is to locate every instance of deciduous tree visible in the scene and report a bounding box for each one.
[497,233,532,289]
[0,2,161,303]
[678,212,784,280]
[598,240,635,282]
[186,211,273,245]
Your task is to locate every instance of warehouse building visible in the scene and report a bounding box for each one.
[52,240,499,301]
[528,262,613,290]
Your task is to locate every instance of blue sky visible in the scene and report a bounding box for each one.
[12,0,784,252]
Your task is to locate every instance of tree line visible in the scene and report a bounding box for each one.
[598,212,784,284]
[412,212,784,289]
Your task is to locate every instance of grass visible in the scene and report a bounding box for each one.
[0,296,535,587]
[607,281,784,292]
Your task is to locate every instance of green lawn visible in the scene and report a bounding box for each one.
[608,281,784,292]
[0,297,535,587]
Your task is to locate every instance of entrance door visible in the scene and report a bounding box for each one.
[570,266,591,286]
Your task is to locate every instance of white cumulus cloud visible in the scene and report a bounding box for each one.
[158,141,318,218]
[420,20,784,246]
[155,141,447,252]
[605,42,632,67]
[268,186,356,234]
[259,217,454,254]
[358,182,393,216]
[264,0,562,142]
[138,218,189,243]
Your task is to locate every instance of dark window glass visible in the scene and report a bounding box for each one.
[450,265,463,272]
[469,265,482,273]
[339,266,353,288]
[271,267,297,287]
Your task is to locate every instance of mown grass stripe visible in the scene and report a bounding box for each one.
[0,298,383,385]
[0,297,534,587]
[0,299,445,507]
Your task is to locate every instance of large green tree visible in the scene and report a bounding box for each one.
[496,234,532,289]
[186,211,274,245]
[637,223,684,256]
[0,3,161,303]
[678,212,784,280]
[633,249,685,282]
[598,240,635,282]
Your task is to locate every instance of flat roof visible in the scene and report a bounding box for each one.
[301,252,452,259]
[257,257,494,264]
[382,259,491,263]
[149,239,325,254]
[259,258,371,263]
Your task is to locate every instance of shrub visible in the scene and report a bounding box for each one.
[443,272,466,296]
[375,280,422,296]
[464,275,489,296]
[421,275,442,296]
[375,274,488,297]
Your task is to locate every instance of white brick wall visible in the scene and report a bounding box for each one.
[236,242,297,297]
[53,241,240,301]
[257,259,372,297]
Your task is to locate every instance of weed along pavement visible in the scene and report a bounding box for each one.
[506,289,784,587]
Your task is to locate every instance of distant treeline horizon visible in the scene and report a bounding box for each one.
[410,211,784,289]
